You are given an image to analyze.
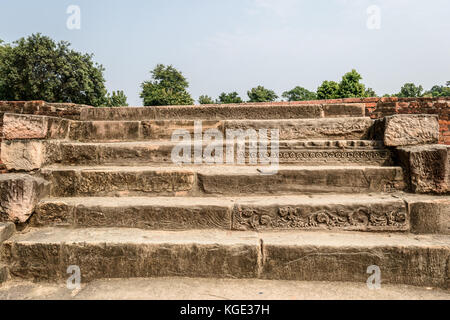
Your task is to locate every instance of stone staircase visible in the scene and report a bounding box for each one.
[0,103,449,290]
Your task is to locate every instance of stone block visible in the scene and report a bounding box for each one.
[260,232,449,288]
[69,121,141,142]
[224,118,374,141]
[0,222,15,242]
[0,265,8,284]
[232,196,408,232]
[407,198,450,234]
[0,174,49,223]
[41,168,195,197]
[1,140,45,171]
[384,114,439,147]
[2,113,70,140]
[397,145,448,194]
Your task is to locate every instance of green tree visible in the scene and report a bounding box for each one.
[198,95,215,104]
[338,69,367,98]
[247,86,278,102]
[0,39,9,99]
[282,86,317,101]
[397,83,424,98]
[424,82,450,97]
[0,34,107,106]
[218,92,243,104]
[103,90,128,107]
[365,87,377,97]
[140,64,194,106]
[317,81,340,99]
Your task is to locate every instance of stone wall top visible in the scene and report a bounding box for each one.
[0,101,93,120]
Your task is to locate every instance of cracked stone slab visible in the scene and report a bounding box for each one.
[2,113,70,140]
[397,145,448,194]
[0,174,49,223]
[1,140,45,171]
[79,104,365,121]
[0,278,449,300]
[259,231,450,289]
[0,222,15,242]
[384,114,439,147]
[402,195,450,234]
[1,228,449,288]
[1,228,260,282]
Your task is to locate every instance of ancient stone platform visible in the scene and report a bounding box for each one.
[0,103,449,292]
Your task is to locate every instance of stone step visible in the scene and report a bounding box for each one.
[40,165,405,197]
[2,228,448,288]
[67,117,375,142]
[79,103,366,121]
[32,194,408,232]
[2,278,450,300]
[45,140,393,166]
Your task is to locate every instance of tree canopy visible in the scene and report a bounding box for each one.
[338,69,367,98]
[0,34,107,106]
[317,80,340,100]
[104,90,128,107]
[198,95,215,104]
[140,64,194,106]
[397,83,424,98]
[424,82,450,97]
[217,92,243,104]
[247,86,278,102]
[282,86,317,101]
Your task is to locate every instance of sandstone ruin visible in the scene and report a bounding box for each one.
[0,98,449,290]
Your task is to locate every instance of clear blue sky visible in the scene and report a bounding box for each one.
[1,0,449,105]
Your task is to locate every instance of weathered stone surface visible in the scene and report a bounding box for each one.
[322,104,365,118]
[2,228,449,288]
[31,195,409,232]
[225,118,374,140]
[0,265,8,284]
[33,197,233,229]
[1,140,44,171]
[79,104,365,121]
[397,145,448,194]
[0,222,15,242]
[69,121,141,142]
[198,166,405,195]
[2,277,450,300]
[260,232,450,289]
[232,195,408,232]
[406,197,450,234]
[1,228,260,282]
[67,118,375,142]
[0,174,49,223]
[42,140,393,166]
[141,120,223,140]
[40,165,405,197]
[384,115,439,147]
[41,167,196,197]
[3,113,70,140]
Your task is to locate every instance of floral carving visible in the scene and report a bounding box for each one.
[233,205,408,231]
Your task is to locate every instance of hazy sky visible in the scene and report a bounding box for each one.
[1,0,449,105]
